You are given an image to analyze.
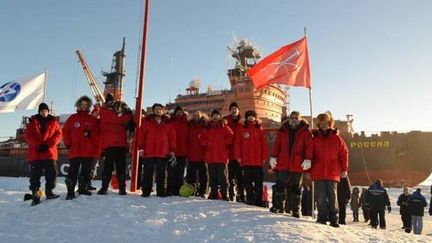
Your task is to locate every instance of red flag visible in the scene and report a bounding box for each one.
[247,37,311,89]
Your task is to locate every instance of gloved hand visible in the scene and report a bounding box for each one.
[301,159,311,170]
[269,157,277,169]
[37,144,49,153]
[83,130,91,138]
[168,155,177,167]
[387,206,391,213]
[340,171,348,178]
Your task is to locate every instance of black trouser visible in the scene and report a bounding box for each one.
[401,212,412,232]
[208,164,228,199]
[271,171,289,210]
[66,158,93,190]
[338,202,347,224]
[136,158,144,189]
[101,147,127,190]
[286,172,303,213]
[167,156,187,196]
[315,180,339,223]
[362,206,370,222]
[370,209,386,228]
[228,160,244,200]
[353,209,359,221]
[243,166,264,205]
[141,157,168,197]
[186,161,208,196]
[29,160,57,192]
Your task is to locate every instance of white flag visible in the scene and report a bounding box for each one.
[0,72,46,113]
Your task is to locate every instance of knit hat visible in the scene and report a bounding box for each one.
[38,103,49,113]
[211,109,221,117]
[229,102,239,110]
[174,105,184,114]
[245,110,257,119]
[105,93,114,103]
[152,103,164,111]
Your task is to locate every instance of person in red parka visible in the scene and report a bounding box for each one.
[97,94,135,195]
[234,110,268,207]
[24,103,62,206]
[186,111,208,197]
[138,103,176,197]
[223,102,244,202]
[62,96,100,200]
[167,105,189,196]
[202,110,234,200]
[269,111,313,217]
[310,112,349,227]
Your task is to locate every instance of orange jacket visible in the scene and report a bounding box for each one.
[234,121,268,167]
[138,115,176,158]
[62,110,100,159]
[271,121,313,172]
[24,115,62,162]
[311,129,349,182]
[201,120,234,164]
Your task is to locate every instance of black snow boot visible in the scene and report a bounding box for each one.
[46,190,60,200]
[78,185,92,196]
[31,190,41,206]
[221,187,229,201]
[119,188,127,195]
[270,184,286,214]
[65,178,76,199]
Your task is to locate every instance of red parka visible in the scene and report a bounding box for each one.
[187,118,207,162]
[224,115,241,160]
[234,121,268,167]
[311,129,349,182]
[24,115,62,162]
[138,115,176,158]
[170,114,189,157]
[201,120,234,164]
[271,121,313,172]
[99,107,133,149]
[62,110,100,159]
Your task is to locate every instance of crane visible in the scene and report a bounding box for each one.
[76,50,105,105]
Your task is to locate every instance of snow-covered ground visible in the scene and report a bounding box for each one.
[0,177,431,243]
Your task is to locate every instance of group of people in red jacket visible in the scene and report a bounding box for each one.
[25,95,349,228]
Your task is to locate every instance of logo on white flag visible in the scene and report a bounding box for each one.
[0,81,21,102]
[0,72,46,113]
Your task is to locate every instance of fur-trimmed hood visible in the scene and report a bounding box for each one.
[279,118,309,131]
[312,128,339,137]
[145,114,171,123]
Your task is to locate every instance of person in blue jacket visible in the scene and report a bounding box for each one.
[366,179,391,229]
[408,188,428,235]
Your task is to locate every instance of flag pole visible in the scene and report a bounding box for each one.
[43,69,48,103]
[304,27,316,218]
[130,0,151,192]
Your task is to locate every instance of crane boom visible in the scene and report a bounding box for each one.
[76,50,105,105]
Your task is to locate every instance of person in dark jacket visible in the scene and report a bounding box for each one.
[62,96,100,199]
[408,188,428,235]
[167,105,189,196]
[24,103,62,206]
[360,188,370,222]
[350,187,361,222]
[224,102,244,202]
[396,187,411,233]
[301,185,313,216]
[367,179,391,229]
[337,176,351,224]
